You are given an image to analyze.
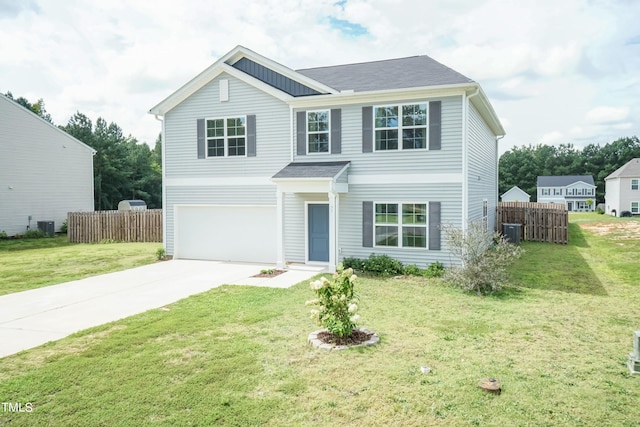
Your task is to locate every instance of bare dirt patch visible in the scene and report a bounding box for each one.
[579,221,640,239]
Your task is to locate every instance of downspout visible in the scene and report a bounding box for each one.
[462,86,480,232]
[495,134,505,231]
[154,114,167,252]
[290,105,294,162]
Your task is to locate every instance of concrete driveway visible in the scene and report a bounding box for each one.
[0,260,325,358]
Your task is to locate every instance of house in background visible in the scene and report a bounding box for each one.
[149,45,504,271]
[604,158,640,216]
[0,94,95,236]
[537,175,596,211]
[500,186,530,202]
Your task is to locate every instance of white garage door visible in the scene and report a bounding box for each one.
[174,205,276,263]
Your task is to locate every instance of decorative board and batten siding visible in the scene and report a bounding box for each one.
[467,102,498,230]
[291,96,464,175]
[0,95,94,236]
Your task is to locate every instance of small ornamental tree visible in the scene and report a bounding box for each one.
[442,221,524,295]
[306,264,360,338]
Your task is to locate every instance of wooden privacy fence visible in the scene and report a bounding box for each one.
[67,210,163,243]
[497,202,568,244]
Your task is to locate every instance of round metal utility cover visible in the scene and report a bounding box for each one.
[478,377,501,394]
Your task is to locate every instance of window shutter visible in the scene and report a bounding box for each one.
[428,201,441,250]
[362,106,373,153]
[331,109,341,154]
[197,118,205,159]
[429,101,441,150]
[246,114,256,157]
[363,201,373,247]
[296,111,306,156]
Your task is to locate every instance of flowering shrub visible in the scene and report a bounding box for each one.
[442,221,524,295]
[306,264,360,337]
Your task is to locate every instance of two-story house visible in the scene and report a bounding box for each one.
[149,46,504,271]
[604,158,640,216]
[536,175,596,211]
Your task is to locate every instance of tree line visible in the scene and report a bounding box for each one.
[499,136,640,203]
[5,92,162,210]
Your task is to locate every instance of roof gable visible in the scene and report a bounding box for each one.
[605,158,640,179]
[0,94,96,154]
[537,175,595,187]
[232,57,323,97]
[501,186,530,198]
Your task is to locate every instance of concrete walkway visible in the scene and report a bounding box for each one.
[0,260,325,358]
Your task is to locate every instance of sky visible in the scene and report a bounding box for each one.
[1,0,639,155]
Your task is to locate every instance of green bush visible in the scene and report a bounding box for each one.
[60,220,68,234]
[0,230,8,240]
[342,257,366,272]
[403,264,422,276]
[595,206,604,215]
[362,254,404,276]
[307,264,360,337]
[156,247,166,260]
[424,261,445,278]
[23,228,49,239]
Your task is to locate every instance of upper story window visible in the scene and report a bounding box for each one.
[374,103,427,151]
[553,188,562,195]
[632,179,639,190]
[206,117,246,157]
[566,187,594,196]
[541,188,550,196]
[307,111,329,154]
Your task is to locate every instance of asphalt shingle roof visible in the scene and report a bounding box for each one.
[606,158,640,179]
[272,161,350,179]
[537,175,595,187]
[296,55,474,92]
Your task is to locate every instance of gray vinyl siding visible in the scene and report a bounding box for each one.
[0,96,94,236]
[338,184,463,267]
[283,193,328,263]
[466,102,498,230]
[164,185,276,255]
[164,72,291,179]
[292,95,463,176]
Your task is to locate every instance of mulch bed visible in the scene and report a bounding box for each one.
[251,269,286,278]
[316,329,374,346]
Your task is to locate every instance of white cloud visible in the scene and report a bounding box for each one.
[585,106,630,124]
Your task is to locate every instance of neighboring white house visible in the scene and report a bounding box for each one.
[149,45,505,271]
[604,158,640,216]
[0,94,95,236]
[536,175,596,211]
[500,186,530,202]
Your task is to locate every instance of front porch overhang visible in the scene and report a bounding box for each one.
[271,161,350,273]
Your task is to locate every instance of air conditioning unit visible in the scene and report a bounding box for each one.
[37,221,55,236]
[502,223,521,244]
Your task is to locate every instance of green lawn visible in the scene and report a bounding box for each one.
[1,215,639,425]
[0,236,160,296]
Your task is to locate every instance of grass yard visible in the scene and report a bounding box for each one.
[0,236,160,296]
[1,214,639,425]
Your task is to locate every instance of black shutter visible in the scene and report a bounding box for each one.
[197,118,205,159]
[429,101,441,150]
[296,111,306,156]
[331,109,341,154]
[246,115,256,157]
[428,201,441,250]
[362,106,373,153]
[363,201,373,247]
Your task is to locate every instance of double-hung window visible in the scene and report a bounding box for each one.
[374,203,427,248]
[632,202,639,214]
[374,103,427,151]
[632,179,639,191]
[206,117,246,157]
[307,111,329,153]
[542,188,550,196]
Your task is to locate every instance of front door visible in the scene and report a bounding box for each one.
[567,202,573,211]
[308,204,329,262]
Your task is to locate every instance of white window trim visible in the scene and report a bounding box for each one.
[205,115,247,158]
[482,199,488,232]
[631,201,640,214]
[306,110,330,155]
[632,179,639,191]
[373,201,428,249]
[372,103,429,152]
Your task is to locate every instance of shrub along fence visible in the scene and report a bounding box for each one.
[497,202,568,244]
[67,210,162,243]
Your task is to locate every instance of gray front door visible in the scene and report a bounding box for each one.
[308,204,329,262]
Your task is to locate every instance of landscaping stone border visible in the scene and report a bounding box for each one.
[308,327,380,350]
